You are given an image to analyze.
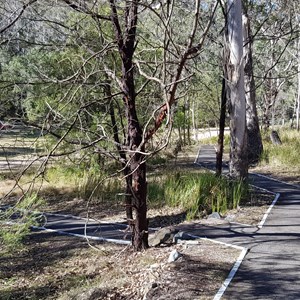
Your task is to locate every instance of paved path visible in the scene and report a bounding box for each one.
[192,145,300,299]
[39,213,131,244]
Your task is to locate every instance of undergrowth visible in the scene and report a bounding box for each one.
[260,129,300,168]
[0,193,45,252]
[148,171,248,220]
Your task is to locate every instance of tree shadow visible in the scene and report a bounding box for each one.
[0,230,116,299]
[148,212,187,228]
[223,252,300,299]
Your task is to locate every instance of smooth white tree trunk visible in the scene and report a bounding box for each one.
[226,0,248,179]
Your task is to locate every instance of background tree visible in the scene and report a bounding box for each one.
[242,0,263,164]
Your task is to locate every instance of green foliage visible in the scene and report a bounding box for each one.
[200,133,230,153]
[148,171,248,220]
[76,169,121,201]
[0,193,45,252]
[16,193,46,211]
[0,223,30,252]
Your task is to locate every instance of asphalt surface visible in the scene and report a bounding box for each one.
[40,213,131,244]
[193,145,300,299]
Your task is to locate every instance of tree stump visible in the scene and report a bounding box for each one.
[270,130,282,145]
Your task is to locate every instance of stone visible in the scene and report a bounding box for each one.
[149,227,179,247]
[143,282,159,300]
[270,130,282,145]
[208,212,221,219]
[168,249,182,263]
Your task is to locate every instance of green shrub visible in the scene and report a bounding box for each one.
[0,193,45,252]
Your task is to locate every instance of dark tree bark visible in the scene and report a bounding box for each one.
[242,8,263,164]
[110,0,148,250]
[216,77,227,176]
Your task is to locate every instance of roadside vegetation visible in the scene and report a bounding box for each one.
[260,129,300,169]
[254,129,300,184]
[1,127,297,299]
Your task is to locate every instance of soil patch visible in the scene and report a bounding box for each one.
[0,231,239,300]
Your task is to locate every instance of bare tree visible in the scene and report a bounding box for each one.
[7,0,217,250]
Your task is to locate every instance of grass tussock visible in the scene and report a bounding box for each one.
[148,171,248,220]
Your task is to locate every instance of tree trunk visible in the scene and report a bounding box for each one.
[110,0,148,250]
[297,38,300,131]
[225,0,248,179]
[242,10,263,164]
[216,77,227,176]
[123,60,148,251]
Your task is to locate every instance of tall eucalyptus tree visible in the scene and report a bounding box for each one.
[225,0,248,179]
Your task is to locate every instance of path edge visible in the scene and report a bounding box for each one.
[194,145,281,299]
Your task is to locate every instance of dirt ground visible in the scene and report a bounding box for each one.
[0,231,241,300]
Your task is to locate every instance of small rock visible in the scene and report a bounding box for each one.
[208,212,221,219]
[150,263,160,270]
[173,231,196,243]
[149,227,179,247]
[168,249,182,263]
[143,282,159,300]
[225,214,235,221]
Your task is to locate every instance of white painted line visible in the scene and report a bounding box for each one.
[248,183,276,195]
[194,147,202,164]
[183,233,248,300]
[258,193,280,229]
[213,247,248,300]
[31,225,131,245]
[185,233,245,251]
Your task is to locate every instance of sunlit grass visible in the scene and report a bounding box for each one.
[260,129,300,168]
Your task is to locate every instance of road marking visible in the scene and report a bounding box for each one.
[32,225,131,245]
[252,172,300,190]
[213,247,248,300]
[258,193,280,229]
[181,233,248,300]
